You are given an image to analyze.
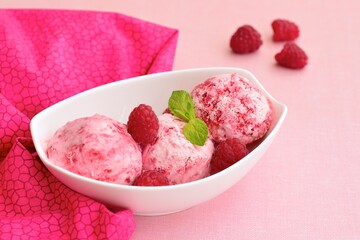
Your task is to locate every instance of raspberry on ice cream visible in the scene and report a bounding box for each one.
[133,170,170,186]
[191,73,273,144]
[142,113,215,185]
[46,114,142,185]
[127,104,159,146]
[210,138,249,174]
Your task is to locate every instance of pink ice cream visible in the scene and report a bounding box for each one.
[142,113,215,185]
[191,73,273,144]
[46,114,142,185]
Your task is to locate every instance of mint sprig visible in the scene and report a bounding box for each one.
[168,90,209,146]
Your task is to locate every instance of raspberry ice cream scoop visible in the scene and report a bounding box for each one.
[191,73,273,144]
[46,114,142,185]
[142,113,215,185]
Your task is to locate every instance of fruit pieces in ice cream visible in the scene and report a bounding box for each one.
[46,114,142,185]
[191,73,273,145]
[142,113,215,185]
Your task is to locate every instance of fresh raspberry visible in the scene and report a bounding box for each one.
[275,42,308,69]
[210,138,249,174]
[230,25,263,53]
[272,19,299,41]
[133,170,170,186]
[127,104,159,145]
[163,108,171,114]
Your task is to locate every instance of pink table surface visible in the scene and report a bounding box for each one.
[2,0,360,239]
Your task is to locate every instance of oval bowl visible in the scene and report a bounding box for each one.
[30,67,287,216]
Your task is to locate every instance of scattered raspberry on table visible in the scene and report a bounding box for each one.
[272,19,300,41]
[275,42,308,69]
[230,25,263,53]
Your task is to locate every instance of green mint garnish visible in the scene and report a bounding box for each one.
[168,90,196,122]
[183,118,209,146]
[168,90,208,146]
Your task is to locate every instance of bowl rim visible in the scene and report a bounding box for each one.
[30,67,288,192]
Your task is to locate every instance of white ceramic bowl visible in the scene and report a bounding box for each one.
[30,67,287,216]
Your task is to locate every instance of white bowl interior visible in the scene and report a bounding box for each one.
[30,67,287,216]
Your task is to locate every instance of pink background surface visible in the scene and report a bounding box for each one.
[1,0,360,239]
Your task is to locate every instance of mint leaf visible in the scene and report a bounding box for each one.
[168,90,196,122]
[167,90,209,146]
[183,118,208,146]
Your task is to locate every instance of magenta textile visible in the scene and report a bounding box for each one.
[0,9,178,239]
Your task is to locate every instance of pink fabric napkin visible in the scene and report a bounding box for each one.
[0,9,178,239]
